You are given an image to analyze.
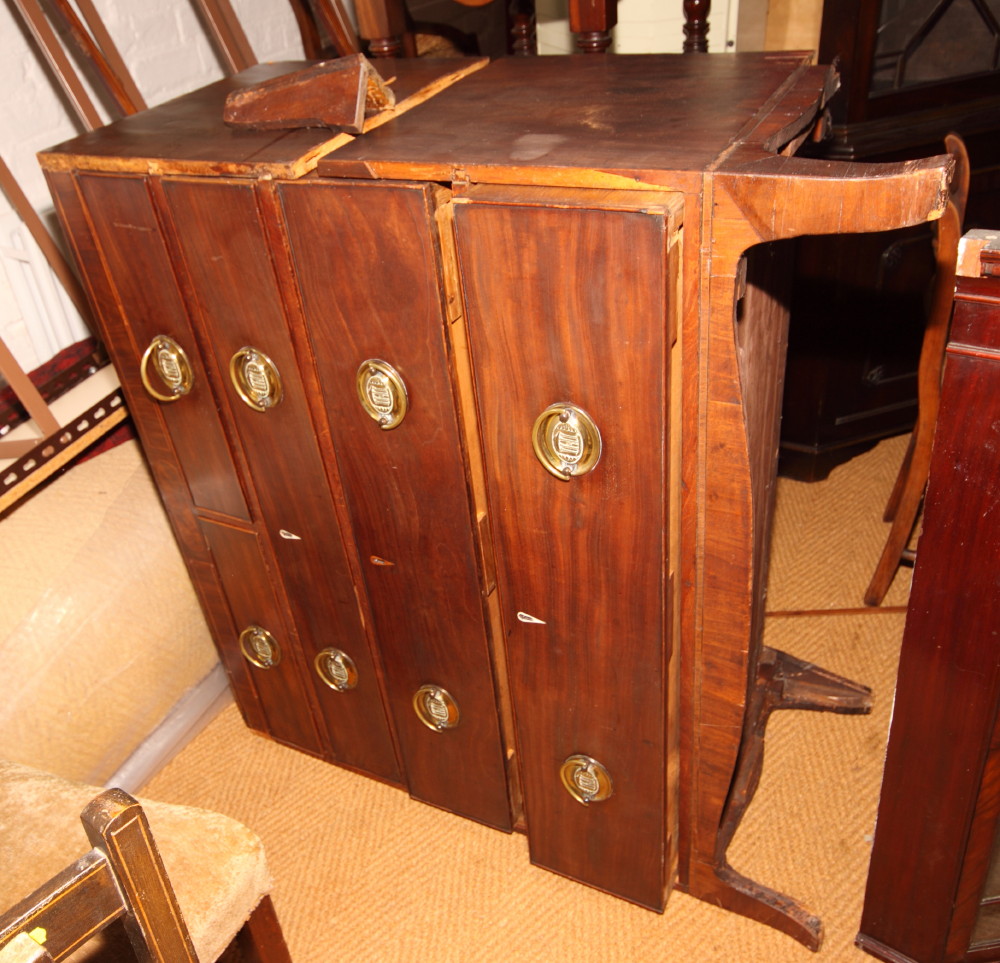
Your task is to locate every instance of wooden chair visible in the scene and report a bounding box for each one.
[0,761,290,962]
[864,132,970,606]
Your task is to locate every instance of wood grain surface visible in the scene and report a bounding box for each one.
[859,273,1000,963]
[157,176,402,784]
[276,179,513,830]
[38,59,488,179]
[454,185,683,908]
[318,53,817,187]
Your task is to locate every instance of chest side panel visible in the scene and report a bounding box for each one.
[453,192,676,907]
[277,180,512,830]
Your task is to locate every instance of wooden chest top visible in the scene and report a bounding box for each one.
[318,52,825,190]
[39,53,833,194]
[37,58,489,179]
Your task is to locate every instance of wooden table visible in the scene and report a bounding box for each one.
[39,53,951,949]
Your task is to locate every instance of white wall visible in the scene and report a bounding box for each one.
[0,0,305,372]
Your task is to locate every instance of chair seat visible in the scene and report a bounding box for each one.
[0,760,271,962]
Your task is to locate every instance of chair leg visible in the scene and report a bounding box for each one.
[233,897,292,963]
[864,436,932,606]
[882,430,917,523]
[867,135,967,607]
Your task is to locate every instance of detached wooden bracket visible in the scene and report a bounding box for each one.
[223,54,395,133]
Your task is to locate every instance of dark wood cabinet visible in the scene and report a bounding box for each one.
[40,53,951,949]
[858,234,1000,963]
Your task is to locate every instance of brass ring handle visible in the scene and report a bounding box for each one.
[139,335,194,402]
[356,359,408,430]
[532,403,602,480]
[413,685,460,731]
[560,754,614,805]
[314,647,359,691]
[230,346,283,411]
[239,624,282,669]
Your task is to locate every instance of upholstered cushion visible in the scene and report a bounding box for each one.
[0,440,218,785]
[0,760,271,962]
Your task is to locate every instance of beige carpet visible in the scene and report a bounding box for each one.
[143,434,914,963]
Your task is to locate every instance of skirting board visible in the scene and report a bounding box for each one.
[106,662,232,794]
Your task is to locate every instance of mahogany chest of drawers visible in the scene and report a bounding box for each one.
[39,53,951,947]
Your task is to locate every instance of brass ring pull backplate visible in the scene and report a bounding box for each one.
[140,335,194,402]
[314,647,359,691]
[560,754,614,805]
[239,624,281,669]
[356,359,408,429]
[532,403,602,480]
[413,684,460,731]
[229,346,283,411]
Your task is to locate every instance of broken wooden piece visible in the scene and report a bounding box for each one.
[223,55,395,133]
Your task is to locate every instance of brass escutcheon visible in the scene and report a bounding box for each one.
[356,359,408,430]
[412,685,459,731]
[560,754,613,805]
[531,403,602,480]
[229,346,283,411]
[314,647,358,691]
[239,624,281,669]
[139,335,194,402]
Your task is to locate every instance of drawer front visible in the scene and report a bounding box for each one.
[277,181,512,830]
[158,178,400,784]
[74,173,250,522]
[200,519,325,755]
[453,191,677,907]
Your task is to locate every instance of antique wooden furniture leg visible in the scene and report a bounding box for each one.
[683,0,711,51]
[680,142,952,947]
[712,648,872,942]
[864,133,969,606]
[507,0,537,53]
[568,0,617,51]
[355,0,409,56]
[351,0,541,58]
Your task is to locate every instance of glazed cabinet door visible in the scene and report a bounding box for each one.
[452,186,683,908]
[275,180,513,831]
[155,177,401,784]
